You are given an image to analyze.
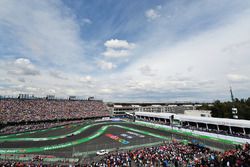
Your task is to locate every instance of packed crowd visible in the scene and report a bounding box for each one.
[88,142,250,167]
[0,120,83,134]
[0,142,249,167]
[0,99,110,123]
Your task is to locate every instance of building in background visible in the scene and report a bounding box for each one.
[184,110,211,117]
[108,103,212,117]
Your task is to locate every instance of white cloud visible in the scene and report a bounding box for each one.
[18,78,26,83]
[81,18,92,25]
[114,8,250,100]
[145,9,160,21]
[102,49,130,58]
[49,71,67,80]
[100,88,113,94]
[139,65,156,76]
[104,39,135,49]
[156,5,162,10]
[97,60,116,70]
[79,75,93,83]
[0,0,86,69]
[102,39,135,58]
[8,58,40,76]
[0,1,250,101]
[227,74,249,82]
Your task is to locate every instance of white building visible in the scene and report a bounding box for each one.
[184,110,211,117]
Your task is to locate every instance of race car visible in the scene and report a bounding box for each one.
[96,149,109,156]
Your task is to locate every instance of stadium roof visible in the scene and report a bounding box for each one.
[135,112,250,128]
[113,105,123,108]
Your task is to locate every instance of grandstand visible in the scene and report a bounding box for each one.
[0,98,109,123]
[0,97,110,134]
[0,97,249,166]
[136,112,250,140]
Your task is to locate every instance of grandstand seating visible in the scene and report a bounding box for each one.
[0,99,110,123]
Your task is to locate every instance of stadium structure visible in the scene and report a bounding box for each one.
[0,95,249,166]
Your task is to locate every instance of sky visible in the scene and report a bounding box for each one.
[0,0,250,102]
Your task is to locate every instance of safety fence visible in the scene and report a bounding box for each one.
[132,120,237,150]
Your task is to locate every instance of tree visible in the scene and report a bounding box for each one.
[198,97,250,120]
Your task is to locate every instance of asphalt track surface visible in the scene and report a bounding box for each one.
[0,123,83,139]
[0,122,167,148]
[0,120,235,157]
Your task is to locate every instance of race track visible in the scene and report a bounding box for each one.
[0,120,235,158]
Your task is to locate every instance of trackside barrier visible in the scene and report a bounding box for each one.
[73,138,164,157]
[133,120,249,146]
[78,141,167,164]
[0,154,78,164]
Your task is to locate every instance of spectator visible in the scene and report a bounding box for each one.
[0,99,110,134]
[0,142,249,166]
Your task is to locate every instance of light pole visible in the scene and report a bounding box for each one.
[170,115,174,141]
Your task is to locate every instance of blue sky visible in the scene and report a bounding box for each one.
[0,0,250,102]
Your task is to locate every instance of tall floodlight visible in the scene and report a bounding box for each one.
[230,87,238,119]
